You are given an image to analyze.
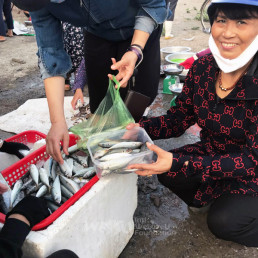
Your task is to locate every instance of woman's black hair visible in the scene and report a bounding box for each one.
[208,3,258,25]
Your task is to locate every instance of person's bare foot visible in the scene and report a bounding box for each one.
[6,30,13,37]
[0,36,6,42]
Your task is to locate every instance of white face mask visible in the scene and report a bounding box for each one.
[209,35,258,73]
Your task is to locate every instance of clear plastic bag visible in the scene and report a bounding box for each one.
[70,76,135,149]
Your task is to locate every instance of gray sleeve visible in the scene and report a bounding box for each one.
[134,16,156,35]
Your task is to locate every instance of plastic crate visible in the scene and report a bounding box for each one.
[5,130,46,146]
[87,127,154,178]
[0,133,99,231]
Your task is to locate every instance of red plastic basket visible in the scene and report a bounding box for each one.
[0,133,99,231]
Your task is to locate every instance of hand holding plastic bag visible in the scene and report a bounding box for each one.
[70,76,135,148]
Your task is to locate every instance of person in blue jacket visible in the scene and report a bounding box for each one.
[11,0,168,164]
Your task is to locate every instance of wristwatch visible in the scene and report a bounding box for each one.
[0,139,3,149]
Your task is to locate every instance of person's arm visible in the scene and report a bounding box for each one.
[139,64,196,140]
[0,196,49,258]
[30,8,72,163]
[44,77,69,163]
[109,0,167,87]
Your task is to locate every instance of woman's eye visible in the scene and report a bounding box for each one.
[216,19,226,23]
[237,20,246,25]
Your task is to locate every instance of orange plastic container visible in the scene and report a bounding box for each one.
[0,132,99,231]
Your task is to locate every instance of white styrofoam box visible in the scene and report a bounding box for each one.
[87,127,154,178]
[0,173,137,258]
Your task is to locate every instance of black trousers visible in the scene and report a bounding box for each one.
[158,173,258,247]
[83,26,162,113]
[47,249,79,258]
[0,0,13,36]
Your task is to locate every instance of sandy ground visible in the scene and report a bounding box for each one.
[1,1,258,257]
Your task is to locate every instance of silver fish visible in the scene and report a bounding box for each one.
[52,175,62,203]
[73,167,95,178]
[29,164,39,186]
[112,168,138,174]
[43,157,53,177]
[109,141,143,150]
[98,140,121,148]
[26,182,43,195]
[98,152,132,162]
[66,158,74,173]
[68,144,79,154]
[73,177,89,184]
[59,160,73,178]
[61,196,68,203]
[60,185,73,199]
[60,175,80,194]
[10,179,23,207]
[39,168,50,189]
[36,185,48,198]
[51,160,58,180]
[99,156,133,171]
[12,190,25,208]
[82,167,96,179]
[46,201,59,212]
[93,149,110,159]
[20,178,33,190]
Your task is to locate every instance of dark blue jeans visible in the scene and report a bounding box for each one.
[0,0,13,36]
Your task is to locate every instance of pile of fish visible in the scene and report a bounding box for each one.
[0,146,96,215]
[92,139,149,176]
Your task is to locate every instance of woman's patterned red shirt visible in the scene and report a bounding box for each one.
[140,53,258,207]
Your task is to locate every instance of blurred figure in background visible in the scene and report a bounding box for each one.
[164,0,178,39]
[62,22,84,91]
[0,0,14,42]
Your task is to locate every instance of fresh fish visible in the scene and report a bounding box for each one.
[20,178,33,190]
[12,190,25,208]
[51,160,58,180]
[60,175,80,194]
[60,185,73,199]
[72,161,85,174]
[26,182,43,195]
[44,194,61,206]
[29,164,39,186]
[19,149,30,157]
[51,175,62,203]
[82,167,96,179]
[99,156,133,171]
[98,140,121,148]
[46,201,59,212]
[36,185,48,198]
[73,167,95,178]
[98,152,132,162]
[109,141,143,150]
[112,168,138,174]
[68,144,79,154]
[93,148,110,159]
[0,194,9,214]
[61,196,68,203]
[66,158,74,173]
[132,149,141,153]
[59,160,73,178]
[10,179,23,207]
[73,177,89,184]
[39,168,50,189]
[43,157,53,177]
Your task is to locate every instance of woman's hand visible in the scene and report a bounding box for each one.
[127,142,173,176]
[45,121,69,164]
[71,88,84,110]
[108,52,138,88]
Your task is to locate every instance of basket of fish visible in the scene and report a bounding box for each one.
[87,127,154,178]
[0,133,99,231]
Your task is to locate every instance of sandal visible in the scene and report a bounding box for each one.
[0,36,6,42]
[65,79,71,91]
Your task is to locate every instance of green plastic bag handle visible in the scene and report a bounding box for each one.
[112,75,120,91]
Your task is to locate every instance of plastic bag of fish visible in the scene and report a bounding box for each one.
[0,148,96,215]
[87,127,154,177]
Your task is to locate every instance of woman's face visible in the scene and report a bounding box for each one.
[211,11,258,59]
